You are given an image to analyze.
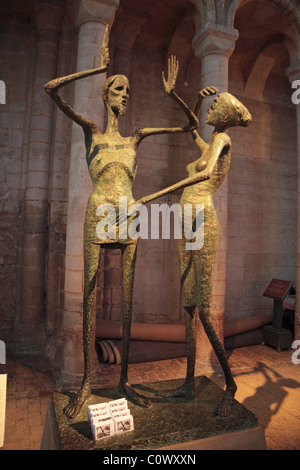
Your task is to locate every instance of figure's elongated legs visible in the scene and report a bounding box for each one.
[157,306,196,399]
[64,241,100,418]
[157,237,197,399]
[118,242,150,407]
[176,238,197,397]
[183,306,197,395]
[193,237,237,417]
[120,243,137,384]
[198,305,237,417]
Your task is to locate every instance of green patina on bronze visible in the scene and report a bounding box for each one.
[44,28,199,418]
[134,89,252,418]
[174,90,251,417]
[50,376,258,450]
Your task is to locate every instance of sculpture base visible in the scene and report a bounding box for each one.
[41,376,266,450]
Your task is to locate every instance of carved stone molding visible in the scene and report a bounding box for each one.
[286,60,300,82]
[193,22,239,60]
[74,0,119,28]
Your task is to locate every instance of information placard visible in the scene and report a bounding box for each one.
[263,279,293,301]
[88,398,134,441]
[0,374,7,448]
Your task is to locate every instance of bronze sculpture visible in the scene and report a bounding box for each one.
[44,27,198,418]
[113,89,252,418]
[148,88,252,417]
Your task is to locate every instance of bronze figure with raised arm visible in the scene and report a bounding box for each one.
[44,26,198,418]
[150,86,252,417]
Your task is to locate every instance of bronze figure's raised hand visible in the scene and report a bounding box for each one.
[100,24,110,70]
[199,86,218,97]
[193,86,218,118]
[162,55,179,95]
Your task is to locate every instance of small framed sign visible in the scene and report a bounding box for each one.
[262,279,294,351]
[263,279,293,301]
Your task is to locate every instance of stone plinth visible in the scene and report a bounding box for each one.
[41,376,266,450]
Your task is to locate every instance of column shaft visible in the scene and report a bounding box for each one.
[192,24,238,367]
[61,0,119,383]
[18,3,63,351]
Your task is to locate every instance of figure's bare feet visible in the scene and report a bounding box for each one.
[215,382,237,418]
[156,382,195,400]
[118,381,151,408]
[64,381,91,419]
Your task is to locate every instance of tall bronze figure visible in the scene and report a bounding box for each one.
[44,27,198,418]
[154,87,252,417]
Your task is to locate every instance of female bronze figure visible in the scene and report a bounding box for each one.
[44,28,198,418]
[154,87,252,417]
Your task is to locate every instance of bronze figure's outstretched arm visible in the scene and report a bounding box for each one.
[193,85,218,116]
[132,56,198,145]
[44,25,110,132]
[135,172,210,206]
[136,131,230,206]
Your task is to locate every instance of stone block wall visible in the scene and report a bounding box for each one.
[226,68,297,320]
[44,22,75,366]
[0,2,75,362]
[0,10,34,350]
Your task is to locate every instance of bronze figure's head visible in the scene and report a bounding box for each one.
[206,92,252,130]
[102,74,130,117]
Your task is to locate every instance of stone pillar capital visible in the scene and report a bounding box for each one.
[74,0,119,28]
[286,60,300,82]
[192,23,239,61]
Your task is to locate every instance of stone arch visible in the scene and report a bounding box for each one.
[228,0,300,83]
[226,0,300,32]
[164,6,198,78]
[284,24,300,64]
[189,0,216,30]
[245,43,290,97]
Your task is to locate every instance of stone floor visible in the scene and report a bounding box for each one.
[0,344,299,450]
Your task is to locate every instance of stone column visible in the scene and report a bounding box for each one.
[61,0,119,386]
[287,60,300,341]
[192,23,239,368]
[17,1,64,352]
